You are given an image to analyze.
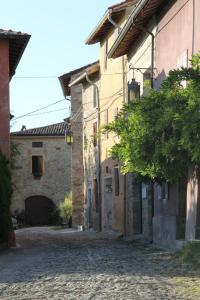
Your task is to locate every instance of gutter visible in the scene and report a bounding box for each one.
[85,12,108,45]
[108,0,149,59]
[68,73,86,87]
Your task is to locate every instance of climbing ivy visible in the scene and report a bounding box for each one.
[102,52,200,182]
[0,151,13,246]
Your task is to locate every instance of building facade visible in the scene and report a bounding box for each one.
[69,62,100,231]
[11,122,71,226]
[59,63,98,228]
[86,0,138,234]
[107,0,200,248]
[0,29,30,158]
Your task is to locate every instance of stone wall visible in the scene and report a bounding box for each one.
[10,136,71,214]
[82,78,100,231]
[70,80,84,228]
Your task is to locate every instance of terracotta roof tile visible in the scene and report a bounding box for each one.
[0,28,31,79]
[11,122,70,137]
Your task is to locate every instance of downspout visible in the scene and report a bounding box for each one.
[108,10,127,235]
[85,73,102,231]
[132,22,155,89]
[108,10,121,34]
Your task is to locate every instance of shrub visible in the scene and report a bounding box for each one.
[176,241,200,269]
[0,151,13,246]
[58,192,72,226]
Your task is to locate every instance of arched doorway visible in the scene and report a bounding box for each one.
[25,196,58,226]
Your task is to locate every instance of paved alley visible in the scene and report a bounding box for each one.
[0,227,199,300]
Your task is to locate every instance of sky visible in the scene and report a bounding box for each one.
[0,0,116,131]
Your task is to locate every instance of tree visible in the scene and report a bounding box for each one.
[102,52,200,183]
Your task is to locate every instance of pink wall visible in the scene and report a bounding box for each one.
[155,0,199,88]
[0,40,10,158]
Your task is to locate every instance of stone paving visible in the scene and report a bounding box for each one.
[0,227,199,300]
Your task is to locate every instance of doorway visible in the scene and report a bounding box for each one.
[103,177,113,230]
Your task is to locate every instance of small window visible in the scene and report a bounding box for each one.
[32,142,43,148]
[93,85,97,108]
[114,166,120,196]
[157,182,169,201]
[113,107,118,119]
[93,122,97,147]
[32,156,43,178]
[128,79,140,102]
[143,72,151,96]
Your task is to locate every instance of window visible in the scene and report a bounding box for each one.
[114,166,120,196]
[93,122,97,147]
[32,156,43,178]
[157,182,169,201]
[93,179,99,212]
[93,85,97,108]
[32,142,43,148]
[128,79,140,102]
[143,72,151,96]
[113,107,118,120]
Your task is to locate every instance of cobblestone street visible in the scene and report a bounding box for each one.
[0,227,199,300]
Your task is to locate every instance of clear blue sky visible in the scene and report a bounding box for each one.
[0,0,115,131]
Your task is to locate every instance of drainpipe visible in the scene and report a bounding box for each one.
[132,22,155,89]
[108,10,121,34]
[85,73,102,231]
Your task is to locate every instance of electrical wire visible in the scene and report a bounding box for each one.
[14,107,69,118]
[12,98,70,121]
[13,73,127,79]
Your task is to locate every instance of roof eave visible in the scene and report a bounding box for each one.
[85,11,109,45]
[108,0,149,58]
[10,34,31,79]
[69,64,100,87]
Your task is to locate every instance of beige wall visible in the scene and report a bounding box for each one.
[99,11,132,234]
[11,136,71,214]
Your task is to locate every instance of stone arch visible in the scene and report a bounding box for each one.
[25,195,58,226]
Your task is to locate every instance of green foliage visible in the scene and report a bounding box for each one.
[102,52,200,182]
[58,192,72,224]
[10,141,20,170]
[0,151,13,245]
[176,241,200,269]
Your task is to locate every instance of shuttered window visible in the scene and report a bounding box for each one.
[32,156,43,178]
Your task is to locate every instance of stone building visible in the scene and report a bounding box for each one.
[69,62,100,231]
[59,63,97,228]
[10,121,71,226]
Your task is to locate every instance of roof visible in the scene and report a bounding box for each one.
[58,61,99,97]
[0,29,31,79]
[85,0,138,45]
[11,122,70,137]
[108,0,167,59]
[69,62,100,87]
